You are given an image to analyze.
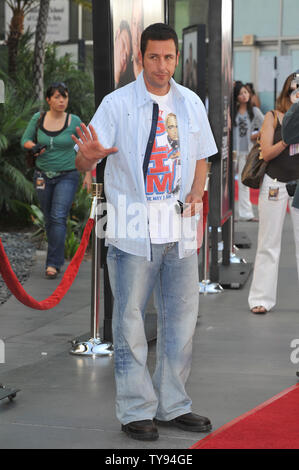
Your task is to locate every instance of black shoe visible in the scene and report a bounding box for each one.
[121,420,159,441]
[155,412,212,432]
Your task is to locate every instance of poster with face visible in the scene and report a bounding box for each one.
[220,0,233,222]
[111,0,166,89]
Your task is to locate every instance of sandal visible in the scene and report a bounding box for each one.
[45,266,58,279]
[251,306,267,314]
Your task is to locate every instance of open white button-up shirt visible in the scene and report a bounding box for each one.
[87,72,217,260]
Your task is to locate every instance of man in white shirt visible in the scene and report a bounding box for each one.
[73,23,217,442]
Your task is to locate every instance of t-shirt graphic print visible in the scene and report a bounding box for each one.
[146,88,182,243]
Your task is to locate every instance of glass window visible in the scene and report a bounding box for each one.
[233,50,252,83]
[282,0,299,37]
[291,50,299,71]
[174,0,189,82]
[234,0,279,39]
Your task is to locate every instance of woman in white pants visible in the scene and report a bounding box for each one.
[233,82,264,220]
[248,73,299,314]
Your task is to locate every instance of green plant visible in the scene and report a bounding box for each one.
[64,218,80,260]
[28,203,46,239]
[0,32,94,218]
[0,82,37,211]
[64,179,92,259]
[69,181,92,237]
[10,201,47,239]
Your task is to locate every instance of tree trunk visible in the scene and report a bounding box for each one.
[33,0,50,104]
[6,4,24,78]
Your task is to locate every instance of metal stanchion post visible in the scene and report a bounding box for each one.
[230,151,246,264]
[199,165,223,294]
[229,215,246,264]
[70,183,113,357]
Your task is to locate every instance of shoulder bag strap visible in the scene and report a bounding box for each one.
[271,110,278,129]
[143,103,159,183]
[34,111,46,143]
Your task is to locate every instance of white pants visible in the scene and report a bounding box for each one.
[248,174,299,311]
[237,151,255,220]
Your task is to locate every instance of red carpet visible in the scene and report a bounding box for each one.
[191,384,299,449]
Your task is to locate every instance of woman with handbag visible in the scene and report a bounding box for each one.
[248,73,299,314]
[233,82,264,220]
[21,82,91,279]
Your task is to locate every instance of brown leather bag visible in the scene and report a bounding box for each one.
[241,111,277,189]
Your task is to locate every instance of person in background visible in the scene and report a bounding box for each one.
[246,82,261,109]
[282,81,299,378]
[21,82,89,279]
[233,81,264,221]
[248,73,299,314]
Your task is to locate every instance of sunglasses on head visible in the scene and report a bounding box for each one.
[288,85,299,95]
[50,82,67,89]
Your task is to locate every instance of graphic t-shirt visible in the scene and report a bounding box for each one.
[237,112,249,152]
[146,88,181,243]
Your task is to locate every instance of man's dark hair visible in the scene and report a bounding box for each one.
[140,23,179,58]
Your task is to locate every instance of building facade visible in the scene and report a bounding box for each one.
[234,0,299,112]
[1,0,297,113]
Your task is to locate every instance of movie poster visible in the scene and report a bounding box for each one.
[220,0,233,222]
[111,0,165,89]
[182,27,198,94]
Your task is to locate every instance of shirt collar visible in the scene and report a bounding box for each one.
[136,71,185,108]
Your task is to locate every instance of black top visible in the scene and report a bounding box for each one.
[40,112,69,136]
[282,102,299,145]
[266,116,299,182]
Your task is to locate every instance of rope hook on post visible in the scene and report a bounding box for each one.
[70,183,113,357]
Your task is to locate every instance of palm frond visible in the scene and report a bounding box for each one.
[0,160,35,203]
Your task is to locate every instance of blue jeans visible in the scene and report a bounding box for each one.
[107,243,199,425]
[34,170,79,270]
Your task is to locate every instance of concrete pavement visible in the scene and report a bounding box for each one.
[0,214,298,449]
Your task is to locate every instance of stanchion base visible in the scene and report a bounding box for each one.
[70,338,114,357]
[230,253,247,264]
[0,384,20,402]
[199,281,224,294]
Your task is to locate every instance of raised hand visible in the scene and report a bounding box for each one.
[72,123,118,164]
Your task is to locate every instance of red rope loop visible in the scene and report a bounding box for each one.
[197,190,209,253]
[0,218,94,310]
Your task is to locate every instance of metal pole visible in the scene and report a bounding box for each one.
[229,215,247,264]
[70,183,113,357]
[199,164,223,294]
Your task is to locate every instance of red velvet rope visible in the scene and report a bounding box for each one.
[202,190,209,231]
[197,190,209,253]
[0,218,94,310]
